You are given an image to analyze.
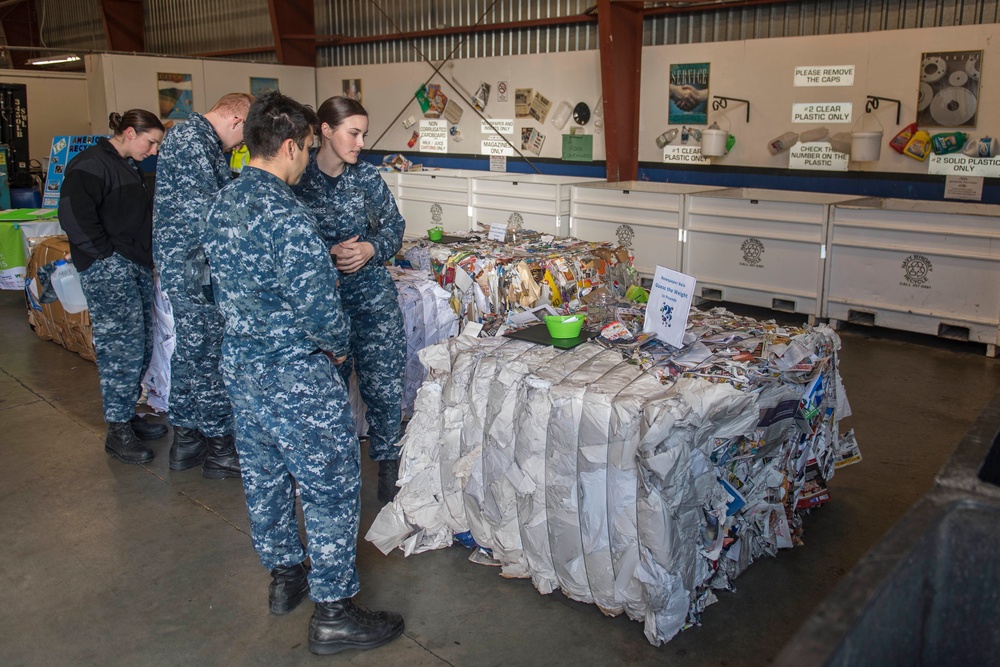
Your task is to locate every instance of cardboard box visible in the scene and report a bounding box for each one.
[26,236,96,362]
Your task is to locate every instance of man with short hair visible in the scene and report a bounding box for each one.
[153,92,253,479]
[201,91,405,655]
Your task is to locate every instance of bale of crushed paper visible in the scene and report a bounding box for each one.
[366,310,857,645]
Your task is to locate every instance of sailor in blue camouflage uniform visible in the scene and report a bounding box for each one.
[292,96,406,504]
[153,93,253,479]
[200,92,404,656]
[58,109,168,463]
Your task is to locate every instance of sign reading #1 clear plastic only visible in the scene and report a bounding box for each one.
[662,145,709,165]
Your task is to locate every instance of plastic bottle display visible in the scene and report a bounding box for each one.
[930,131,968,155]
[902,130,932,161]
[768,131,799,155]
[655,128,679,149]
[50,260,89,314]
[889,122,918,154]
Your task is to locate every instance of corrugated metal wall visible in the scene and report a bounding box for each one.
[33,0,1000,64]
[37,0,107,51]
[317,0,1000,66]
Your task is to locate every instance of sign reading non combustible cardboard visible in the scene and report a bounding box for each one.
[481,134,514,157]
[662,145,710,165]
[928,154,1000,178]
[788,142,849,171]
[481,119,514,135]
[793,65,855,87]
[419,120,448,153]
[792,102,853,123]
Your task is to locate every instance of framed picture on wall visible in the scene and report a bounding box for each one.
[157,72,193,120]
[669,63,710,126]
[250,77,279,97]
[917,50,982,128]
[342,79,362,105]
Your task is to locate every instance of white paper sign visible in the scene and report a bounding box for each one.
[792,102,853,123]
[643,265,696,348]
[418,120,448,153]
[489,155,507,172]
[481,134,514,156]
[928,154,1000,178]
[662,145,710,165]
[794,65,855,87]
[788,142,849,171]
[488,222,508,241]
[481,119,514,135]
[944,175,985,200]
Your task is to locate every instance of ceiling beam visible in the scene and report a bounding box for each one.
[598,0,643,182]
[268,0,316,67]
[100,0,145,52]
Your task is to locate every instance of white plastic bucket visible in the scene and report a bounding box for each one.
[701,128,729,156]
[51,261,89,313]
[851,131,883,161]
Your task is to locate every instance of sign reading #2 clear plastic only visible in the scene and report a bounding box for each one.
[43,135,106,208]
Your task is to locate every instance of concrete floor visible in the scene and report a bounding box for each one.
[3,288,1000,666]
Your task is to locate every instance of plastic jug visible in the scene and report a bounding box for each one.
[51,260,89,313]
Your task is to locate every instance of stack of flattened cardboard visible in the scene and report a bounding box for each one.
[25,236,96,362]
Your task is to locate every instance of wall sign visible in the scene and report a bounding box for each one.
[481,135,514,157]
[662,145,710,165]
[792,102,853,123]
[481,119,514,135]
[793,66,855,87]
[788,142,849,171]
[419,120,448,153]
[928,153,1000,177]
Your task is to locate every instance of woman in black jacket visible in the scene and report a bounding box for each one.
[58,109,166,464]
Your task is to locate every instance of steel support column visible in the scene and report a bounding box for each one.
[598,0,643,182]
[100,0,144,53]
[269,0,315,67]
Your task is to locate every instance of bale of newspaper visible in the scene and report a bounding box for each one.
[366,307,859,646]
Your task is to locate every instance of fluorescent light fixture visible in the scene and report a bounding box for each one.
[27,54,81,66]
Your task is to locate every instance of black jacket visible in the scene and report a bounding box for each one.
[58,138,154,271]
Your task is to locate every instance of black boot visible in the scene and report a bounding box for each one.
[168,426,207,471]
[269,562,310,615]
[105,422,154,464]
[377,459,400,504]
[202,434,241,479]
[129,415,168,441]
[308,599,404,655]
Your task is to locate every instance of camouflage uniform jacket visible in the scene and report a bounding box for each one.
[153,112,232,301]
[202,166,351,375]
[292,155,405,310]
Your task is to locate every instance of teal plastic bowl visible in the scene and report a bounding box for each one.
[545,314,586,338]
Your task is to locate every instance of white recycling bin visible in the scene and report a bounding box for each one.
[396,169,478,235]
[570,181,722,277]
[827,197,1000,354]
[472,173,600,237]
[685,188,856,320]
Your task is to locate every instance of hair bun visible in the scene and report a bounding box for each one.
[108,112,123,133]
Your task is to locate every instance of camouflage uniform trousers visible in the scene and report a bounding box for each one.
[78,253,154,423]
[339,297,406,462]
[225,353,361,602]
[167,296,234,437]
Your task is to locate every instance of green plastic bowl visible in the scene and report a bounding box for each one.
[545,314,586,338]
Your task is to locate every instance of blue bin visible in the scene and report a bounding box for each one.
[11,187,42,208]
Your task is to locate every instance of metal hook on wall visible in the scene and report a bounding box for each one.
[865,96,901,125]
[711,96,750,123]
